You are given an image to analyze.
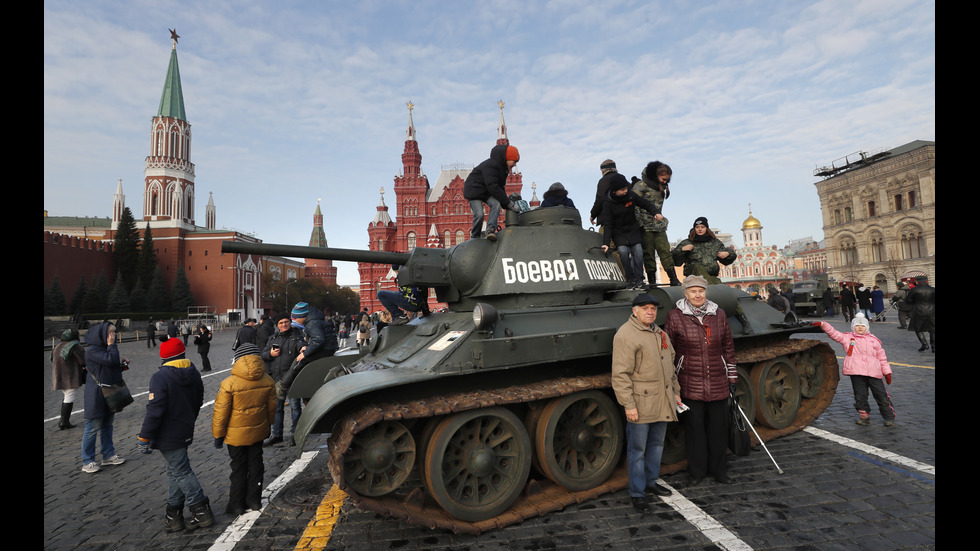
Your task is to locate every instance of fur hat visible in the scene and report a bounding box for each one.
[160,335,186,360]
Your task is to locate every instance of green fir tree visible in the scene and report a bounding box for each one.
[113,207,141,293]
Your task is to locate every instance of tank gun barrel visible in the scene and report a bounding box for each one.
[221,240,411,266]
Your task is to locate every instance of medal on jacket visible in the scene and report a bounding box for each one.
[704,325,711,345]
[847,338,855,356]
[661,333,668,349]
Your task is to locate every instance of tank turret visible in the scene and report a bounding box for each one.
[220,205,839,534]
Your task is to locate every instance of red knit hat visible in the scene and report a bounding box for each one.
[506,146,520,162]
[160,335,186,360]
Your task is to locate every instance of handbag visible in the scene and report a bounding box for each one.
[728,396,751,456]
[89,370,134,413]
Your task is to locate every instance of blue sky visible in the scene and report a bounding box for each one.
[44,0,935,286]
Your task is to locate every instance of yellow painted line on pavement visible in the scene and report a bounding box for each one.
[295,484,347,550]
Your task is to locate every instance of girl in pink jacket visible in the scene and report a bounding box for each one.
[816,314,896,426]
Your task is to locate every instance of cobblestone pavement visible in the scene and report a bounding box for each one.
[43,315,934,550]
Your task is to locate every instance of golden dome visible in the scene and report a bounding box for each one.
[742,208,762,230]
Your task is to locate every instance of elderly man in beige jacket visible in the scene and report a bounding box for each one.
[611,293,683,513]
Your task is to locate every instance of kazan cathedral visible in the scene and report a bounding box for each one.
[716,208,795,295]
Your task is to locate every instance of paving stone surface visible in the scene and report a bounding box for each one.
[43,315,934,550]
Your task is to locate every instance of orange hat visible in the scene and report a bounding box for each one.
[506,146,520,162]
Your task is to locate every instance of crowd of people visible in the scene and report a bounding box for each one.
[49,299,348,531]
[49,148,933,526]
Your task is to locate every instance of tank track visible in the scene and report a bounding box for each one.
[325,338,838,534]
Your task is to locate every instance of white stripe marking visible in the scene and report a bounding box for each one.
[658,482,754,551]
[804,426,934,475]
[208,450,319,550]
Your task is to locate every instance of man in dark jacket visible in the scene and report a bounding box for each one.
[589,159,619,226]
[599,173,662,289]
[136,336,213,532]
[256,315,275,351]
[261,313,307,446]
[905,276,935,352]
[234,318,258,350]
[463,144,522,241]
[839,284,856,322]
[280,302,337,391]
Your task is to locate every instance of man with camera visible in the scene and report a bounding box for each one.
[260,312,306,446]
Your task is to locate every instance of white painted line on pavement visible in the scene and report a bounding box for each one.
[208,450,320,551]
[804,426,935,476]
[658,482,754,551]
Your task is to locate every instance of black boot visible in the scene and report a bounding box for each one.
[58,402,76,430]
[165,504,185,532]
[667,271,682,286]
[186,497,214,530]
[916,332,929,351]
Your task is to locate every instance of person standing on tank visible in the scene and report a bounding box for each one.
[670,217,737,285]
[463,144,522,242]
[664,276,738,486]
[631,161,681,287]
[599,173,662,290]
[611,293,682,513]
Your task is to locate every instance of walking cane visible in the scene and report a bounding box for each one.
[736,403,784,474]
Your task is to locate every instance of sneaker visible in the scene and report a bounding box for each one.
[81,462,101,474]
[855,410,871,426]
[884,419,896,427]
[263,435,283,447]
[101,455,126,466]
[390,314,410,326]
[485,232,497,242]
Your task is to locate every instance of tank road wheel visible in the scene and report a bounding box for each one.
[533,391,623,491]
[749,356,802,429]
[343,421,416,497]
[734,366,755,420]
[422,407,532,522]
[793,349,825,398]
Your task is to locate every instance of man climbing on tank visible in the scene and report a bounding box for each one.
[463,144,522,242]
[377,265,430,325]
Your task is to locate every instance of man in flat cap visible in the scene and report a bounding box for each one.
[611,294,682,513]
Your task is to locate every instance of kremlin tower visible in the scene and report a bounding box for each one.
[356,101,524,312]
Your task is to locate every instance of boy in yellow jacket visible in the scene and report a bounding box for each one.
[212,343,276,515]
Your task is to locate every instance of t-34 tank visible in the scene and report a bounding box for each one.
[221,205,838,534]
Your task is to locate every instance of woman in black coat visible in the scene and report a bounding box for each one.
[80,322,129,472]
[194,325,213,371]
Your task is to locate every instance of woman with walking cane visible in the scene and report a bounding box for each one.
[664,275,738,486]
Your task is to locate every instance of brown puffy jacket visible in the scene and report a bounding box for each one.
[664,300,737,402]
[212,354,276,447]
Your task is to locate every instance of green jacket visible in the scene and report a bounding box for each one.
[671,237,737,278]
[632,166,668,232]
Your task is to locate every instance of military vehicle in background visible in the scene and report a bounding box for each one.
[222,204,839,534]
[792,274,838,316]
